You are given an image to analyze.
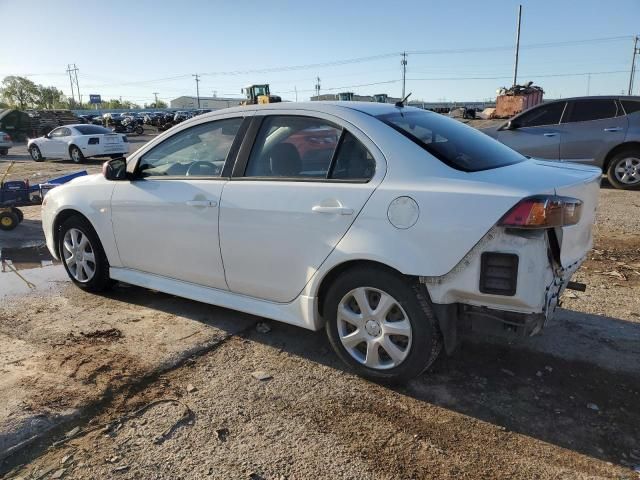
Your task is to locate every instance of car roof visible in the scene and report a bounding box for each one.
[196,101,415,121]
[541,95,640,104]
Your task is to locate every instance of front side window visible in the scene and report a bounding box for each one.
[516,102,566,128]
[377,109,524,172]
[49,127,66,138]
[138,117,243,177]
[565,99,617,123]
[245,116,341,178]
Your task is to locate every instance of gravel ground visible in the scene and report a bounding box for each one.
[1,130,639,479]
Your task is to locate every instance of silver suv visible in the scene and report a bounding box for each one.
[483,96,640,189]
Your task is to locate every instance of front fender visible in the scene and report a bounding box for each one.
[42,176,120,266]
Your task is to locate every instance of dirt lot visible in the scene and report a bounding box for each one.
[1,135,639,479]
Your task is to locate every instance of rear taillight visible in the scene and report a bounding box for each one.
[499,195,583,229]
[122,136,128,143]
[88,137,100,145]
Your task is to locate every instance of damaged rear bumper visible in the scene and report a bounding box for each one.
[421,226,587,353]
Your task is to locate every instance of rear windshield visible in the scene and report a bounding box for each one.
[376,109,525,172]
[75,125,112,135]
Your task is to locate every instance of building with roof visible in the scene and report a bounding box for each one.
[170,96,241,110]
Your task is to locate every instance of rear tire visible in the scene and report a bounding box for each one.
[0,148,8,156]
[0,211,19,231]
[12,208,23,223]
[606,149,640,190]
[57,215,113,292]
[30,145,44,162]
[135,126,144,135]
[324,266,442,383]
[69,145,85,164]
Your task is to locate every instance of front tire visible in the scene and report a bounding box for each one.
[58,216,112,292]
[0,148,8,156]
[69,145,85,164]
[324,266,442,383]
[0,211,19,230]
[607,149,640,190]
[30,145,44,162]
[135,125,144,135]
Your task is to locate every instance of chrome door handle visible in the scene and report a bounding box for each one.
[186,200,217,207]
[603,127,623,132]
[543,132,558,137]
[312,205,354,215]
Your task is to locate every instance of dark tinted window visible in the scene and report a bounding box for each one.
[75,125,112,135]
[331,132,375,180]
[245,116,341,178]
[565,99,617,123]
[516,102,565,127]
[377,109,525,172]
[621,100,640,115]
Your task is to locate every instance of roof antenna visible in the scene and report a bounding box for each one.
[395,92,412,108]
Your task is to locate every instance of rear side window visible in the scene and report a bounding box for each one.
[75,125,111,135]
[565,99,617,123]
[377,109,525,172]
[245,116,341,178]
[331,131,375,180]
[515,102,565,128]
[621,100,640,115]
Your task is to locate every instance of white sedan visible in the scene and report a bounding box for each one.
[28,124,129,163]
[41,102,600,382]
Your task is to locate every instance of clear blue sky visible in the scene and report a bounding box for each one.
[1,0,638,105]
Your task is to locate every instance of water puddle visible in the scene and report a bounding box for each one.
[0,245,68,297]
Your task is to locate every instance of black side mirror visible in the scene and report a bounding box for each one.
[102,157,128,181]
[505,120,520,130]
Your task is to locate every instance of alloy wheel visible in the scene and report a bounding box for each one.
[614,157,640,185]
[62,228,96,282]
[71,148,81,162]
[30,147,41,160]
[337,287,412,370]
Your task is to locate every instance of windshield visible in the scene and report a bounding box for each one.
[376,109,525,172]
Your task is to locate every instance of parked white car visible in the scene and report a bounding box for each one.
[28,125,129,163]
[0,131,13,156]
[41,102,600,381]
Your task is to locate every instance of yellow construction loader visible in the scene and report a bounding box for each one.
[241,84,282,105]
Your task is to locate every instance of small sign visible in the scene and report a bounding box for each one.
[89,94,102,104]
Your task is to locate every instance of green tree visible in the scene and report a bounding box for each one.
[35,85,68,109]
[0,76,38,109]
[143,100,167,109]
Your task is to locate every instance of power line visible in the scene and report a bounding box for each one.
[69,34,634,89]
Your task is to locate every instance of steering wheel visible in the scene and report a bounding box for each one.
[186,160,220,176]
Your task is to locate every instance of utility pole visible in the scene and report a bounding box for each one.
[401,52,407,98]
[628,35,639,95]
[314,76,321,100]
[153,92,159,107]
[587,73,591,95]
[513,5,522,87]
[192,74,201,108]
[66,64,76,107]
[66,64,80,107]
[295,86,298,102]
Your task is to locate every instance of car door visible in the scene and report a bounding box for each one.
[557,98,628,165]
[42,127,68,157]
[218,112,385,303]
[110,115,246,289]
[495,101,566,160]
